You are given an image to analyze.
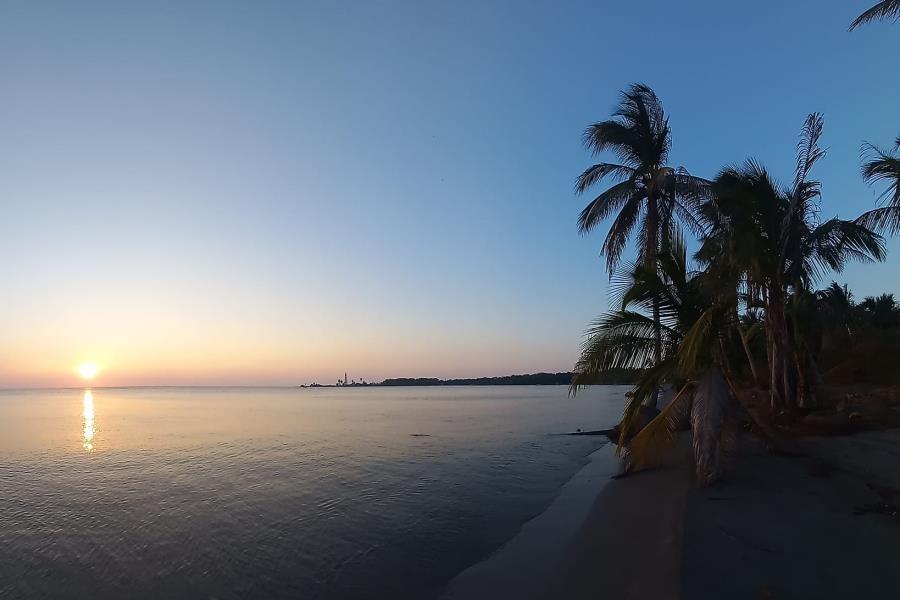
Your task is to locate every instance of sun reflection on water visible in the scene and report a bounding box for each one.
[82,390,95,452]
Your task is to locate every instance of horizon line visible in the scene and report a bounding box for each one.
[0,371,581,392]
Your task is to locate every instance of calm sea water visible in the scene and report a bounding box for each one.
[0,385,624,599]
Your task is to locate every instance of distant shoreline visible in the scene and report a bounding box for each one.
[0,371,639,392]
[305,370,637,388]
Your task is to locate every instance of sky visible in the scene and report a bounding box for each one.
[1,1,898,388]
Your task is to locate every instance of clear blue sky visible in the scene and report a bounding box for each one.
[1,1,897,386]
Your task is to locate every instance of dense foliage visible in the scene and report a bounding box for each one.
[571,87,899,485]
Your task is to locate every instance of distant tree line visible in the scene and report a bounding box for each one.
[379,370,638,387]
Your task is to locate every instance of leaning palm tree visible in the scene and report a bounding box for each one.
[849,0,900,30]
[570,234,737,485]
[575,83,709,405]
[856,136,900,235]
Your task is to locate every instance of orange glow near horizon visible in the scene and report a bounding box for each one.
[0,315,570,388]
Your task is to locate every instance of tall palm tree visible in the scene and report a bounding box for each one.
[698,114,885,411]
[849,0,900,30]
[856,136,900,235]
[575,83,709,406]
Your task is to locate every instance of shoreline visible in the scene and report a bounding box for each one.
[439,437,693,600]
[443,429,900,600]
[438,443,621,599]
[538,436,693,600]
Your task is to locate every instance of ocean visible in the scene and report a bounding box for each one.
[0,385,625,599]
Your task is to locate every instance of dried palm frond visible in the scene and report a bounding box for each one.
[627,382,693,469]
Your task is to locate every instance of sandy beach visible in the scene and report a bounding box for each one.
[682,431,900,599]
[442,430,900,600]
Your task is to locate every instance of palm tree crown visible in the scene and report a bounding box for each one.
[856,136,900,235]
[575,83,708,273]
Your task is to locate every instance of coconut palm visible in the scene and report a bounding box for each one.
[817,281,857,344]
[571,233,738,484]
[859,293,900,328]
[698,114,885,411]
[856,136,900,235]
[575,83,709,405]
[849,0,900,30]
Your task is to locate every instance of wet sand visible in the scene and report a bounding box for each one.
[538,438,693,600]
[439,443,621,599]
[440,439,693,600]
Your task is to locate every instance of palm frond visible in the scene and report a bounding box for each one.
[615,391,645,455]
[612,83,671,167]
[676,307,716,376]
[627,382,693,469]
[614,358,680,455]
[601,195,644,274]
[860,139,900,208]
[855,206,900,236]
[794,113,826,193]
[574,162,636,194]
[782,114,826,272]
[570,311,662,388]
[804,218,885,280]
[577,181,639,235]
[849,0,900,30]
[582,120,644,166]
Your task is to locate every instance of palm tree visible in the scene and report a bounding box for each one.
[698,114,885,412]
[856,136,900,235]
[859,293,900,328]
[817,282,857,345]
[849,0,900,30]
[570,233,738,485]
[575,83,709,406]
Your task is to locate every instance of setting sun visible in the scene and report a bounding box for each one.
[77,362,100,380]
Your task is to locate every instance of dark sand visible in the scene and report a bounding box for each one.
[682,431,900,599]
[444,430,900,600]
[538,439,693,599]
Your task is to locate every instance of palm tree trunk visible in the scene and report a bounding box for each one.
[765,308,784,411]
[793,351,809,410]
[808,353,826,410]
[769,337,780,410]
[646,194,661,409]
[794,350,825,411]
[765,291,794,415]
[722,372,785,453]
[737,325,761,387]
[651,296,662,408]
[691,366,730,486]
[782,355,796,414]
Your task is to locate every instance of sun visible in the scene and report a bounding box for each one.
[78,362,100,380]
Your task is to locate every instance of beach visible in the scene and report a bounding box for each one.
[682,431,900,599]
[442,430,900,599]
